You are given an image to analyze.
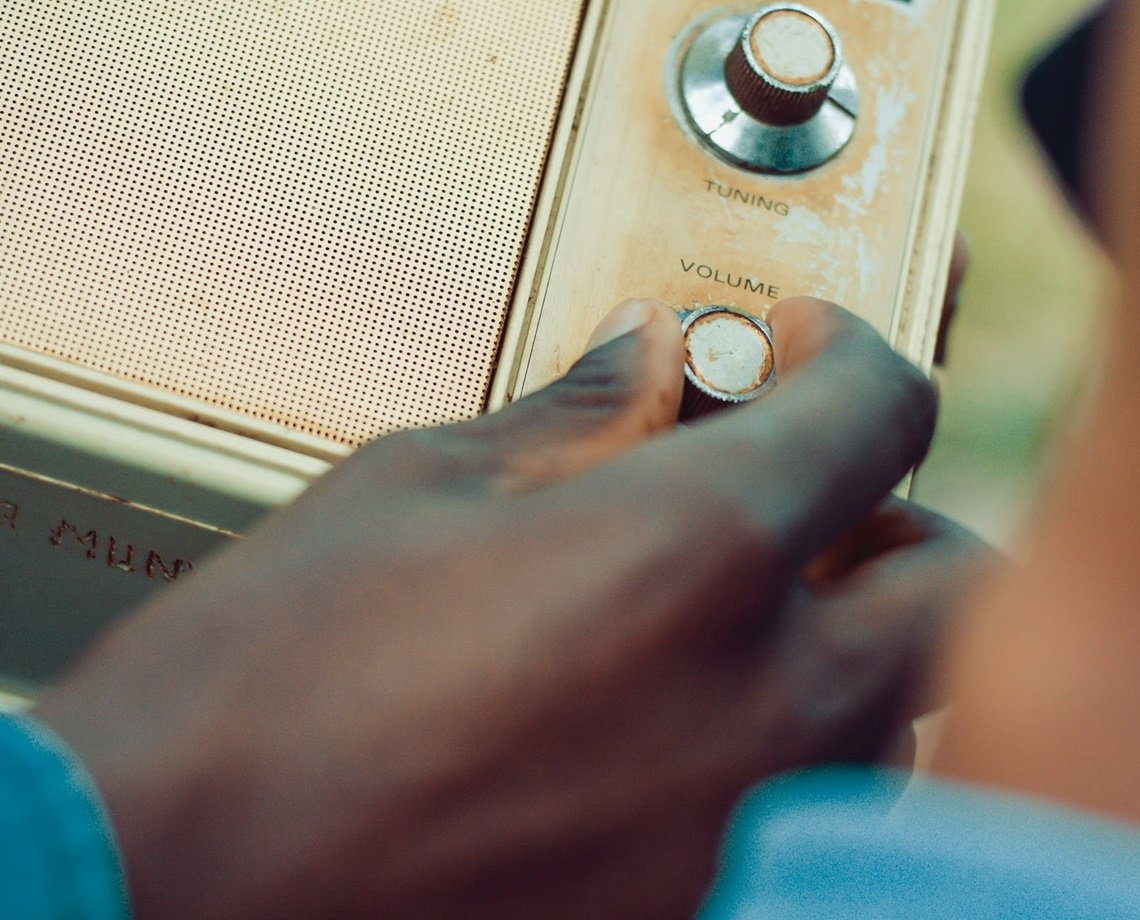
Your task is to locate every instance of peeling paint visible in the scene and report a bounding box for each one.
[838,64,915,216]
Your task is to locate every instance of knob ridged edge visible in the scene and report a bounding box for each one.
[678,307,777,420]
[724,5,841,127]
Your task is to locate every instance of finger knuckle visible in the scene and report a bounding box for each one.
[550,339,643,417]
[357,425,491,489]
[844,332,937,455]
[884,355,939,455]
[672,479,794,591]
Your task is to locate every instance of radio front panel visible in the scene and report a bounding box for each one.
[502,0,992,400]
[0,0,993,687]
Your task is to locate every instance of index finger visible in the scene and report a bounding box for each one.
[600,298,939,573]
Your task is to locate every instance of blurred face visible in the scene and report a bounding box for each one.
[1091,1,1140,284]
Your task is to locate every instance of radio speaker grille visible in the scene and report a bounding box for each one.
[0,0,585,445]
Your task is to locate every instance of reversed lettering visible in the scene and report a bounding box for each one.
[50,520,99,560]
[105,536,137,574]
[145,552,194,583]
[31,511,197,582]
[0,500,18,535]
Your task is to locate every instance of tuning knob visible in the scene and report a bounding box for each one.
[679,306,777,419]
[674,4,859,173]
[725,5,842,126]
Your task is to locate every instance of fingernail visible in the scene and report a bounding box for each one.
[585,299,656,352]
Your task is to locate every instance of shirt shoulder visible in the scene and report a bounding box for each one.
[699,767,1140,919]
[0,714,129,919]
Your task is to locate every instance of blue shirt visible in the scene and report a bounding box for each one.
[700,767,1140,919]
[3,713,1140,918]
[0,715,128,919]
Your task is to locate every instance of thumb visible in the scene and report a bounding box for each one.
[472,298,685,491]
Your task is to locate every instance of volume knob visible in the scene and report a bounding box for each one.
[679,306,777,419]
[725,5,843,126]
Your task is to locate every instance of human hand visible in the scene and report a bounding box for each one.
[38,297,987,919]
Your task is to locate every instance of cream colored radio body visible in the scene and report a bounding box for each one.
[0,0,993,690]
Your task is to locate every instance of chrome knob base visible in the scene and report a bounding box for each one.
[675,5,858,174]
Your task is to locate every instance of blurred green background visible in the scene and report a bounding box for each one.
[913,0,1112,548]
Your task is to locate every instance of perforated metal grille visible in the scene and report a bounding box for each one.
[0,0,585,445]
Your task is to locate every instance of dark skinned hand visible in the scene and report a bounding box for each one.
[37,296,988,919]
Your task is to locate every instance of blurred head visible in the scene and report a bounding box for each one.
[1088,1,1140,281]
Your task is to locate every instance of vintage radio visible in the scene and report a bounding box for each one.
[0,0,993,691]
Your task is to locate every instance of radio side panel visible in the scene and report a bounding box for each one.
[0,466,228,689]
[0,364,323,687]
